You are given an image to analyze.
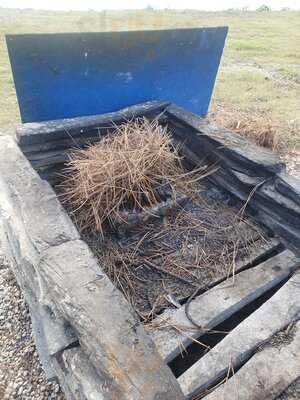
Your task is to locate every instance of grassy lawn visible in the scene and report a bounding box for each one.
[0,8,299,148]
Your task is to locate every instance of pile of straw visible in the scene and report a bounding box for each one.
[211,104,279,150]
[61,118,201,234]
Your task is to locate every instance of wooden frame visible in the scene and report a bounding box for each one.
[0,101,299,399]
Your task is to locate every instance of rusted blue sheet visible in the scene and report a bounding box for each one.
[6,28,227,123]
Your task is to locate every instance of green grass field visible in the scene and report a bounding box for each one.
[0,8,299,148]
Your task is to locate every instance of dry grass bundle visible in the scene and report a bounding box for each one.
[60,118,203,234]
[211,105,280,150]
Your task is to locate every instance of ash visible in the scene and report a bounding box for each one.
[83,183,270,321]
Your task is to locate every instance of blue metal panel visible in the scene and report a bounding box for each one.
[6,28,228,123]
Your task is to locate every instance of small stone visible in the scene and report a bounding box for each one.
[0,257,64,400]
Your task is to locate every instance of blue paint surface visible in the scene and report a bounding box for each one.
[6,28,228,123]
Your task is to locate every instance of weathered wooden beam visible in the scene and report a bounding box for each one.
[204,321,300,400]
[151,249,297,363]
[275,172,300,207]
[52,347,107,400]
[40,239,184,400]
[0,136,184,400]
[178,270,300,398]
[0,215,76,380]
[164,104,284,175]
[20,134,102,155]
[178,140,300,253]
[16,100,170,146]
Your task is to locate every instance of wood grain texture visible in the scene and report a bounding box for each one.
[151,249,296,363]
[204,321,300,400]
[165,104,284,175]
[16,100,169,146]
[4,102,300,398]
[178,270,300,398]
[0,136,184,400]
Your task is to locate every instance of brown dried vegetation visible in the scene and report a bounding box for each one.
[60,118,207,235]
[211,105,280,150]
[60,118,268,322]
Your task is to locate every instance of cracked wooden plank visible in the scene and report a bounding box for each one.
[178,270,300,398]
[17,100,169,146]
[0,136,184,400]
[0,136,79,373]
[204,321,300,400]
[177,137,300,253]
[52,347,107,400]
[151,249,297,363]
[0,136,79,253]
[40,239,184,400]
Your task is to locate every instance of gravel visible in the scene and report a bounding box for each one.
[0,247,65,400]
[281,150,300,179]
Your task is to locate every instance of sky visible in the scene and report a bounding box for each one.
[0,0,299,11]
